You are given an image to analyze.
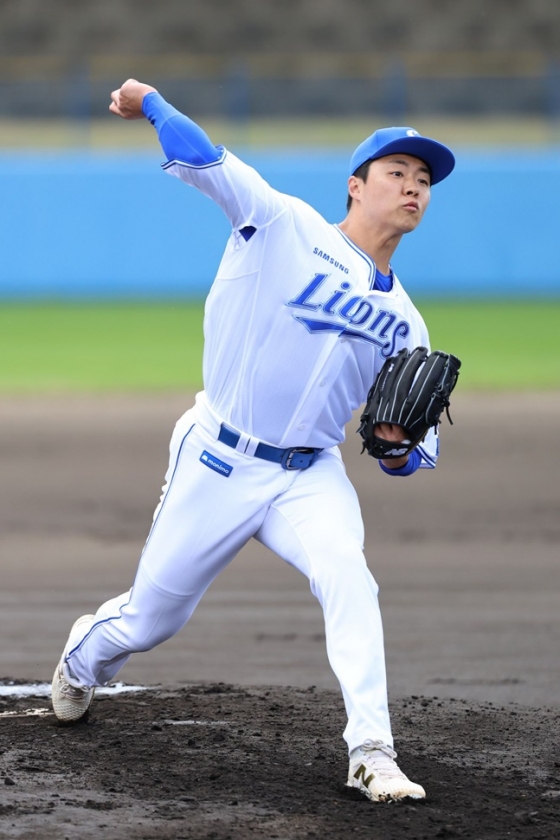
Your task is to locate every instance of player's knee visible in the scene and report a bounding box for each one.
[309,541,377,595]
[322,538,368,573]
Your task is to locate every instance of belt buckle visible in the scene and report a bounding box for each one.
[282,447,317,470]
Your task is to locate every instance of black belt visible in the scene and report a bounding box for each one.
[218,424,322,471]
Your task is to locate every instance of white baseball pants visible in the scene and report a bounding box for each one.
[65,394,393,752]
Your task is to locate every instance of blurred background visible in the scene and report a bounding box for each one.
[1,0,560,305]
[1,0,560,705]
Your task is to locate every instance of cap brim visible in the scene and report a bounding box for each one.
[360,136,455,185]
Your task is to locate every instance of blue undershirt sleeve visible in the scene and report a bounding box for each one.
[378,448,421,477]
[142,91,223,166]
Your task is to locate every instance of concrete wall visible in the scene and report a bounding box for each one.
[1,148,558,299]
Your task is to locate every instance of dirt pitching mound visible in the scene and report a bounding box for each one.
[1,681,559,839]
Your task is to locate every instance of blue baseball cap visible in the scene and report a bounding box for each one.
[350,127,455,185]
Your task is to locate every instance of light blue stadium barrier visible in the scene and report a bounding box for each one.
[1,149,559,298]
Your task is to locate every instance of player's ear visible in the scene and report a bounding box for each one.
[347,175,363,204]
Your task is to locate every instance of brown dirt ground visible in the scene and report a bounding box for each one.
[1,392,560,839]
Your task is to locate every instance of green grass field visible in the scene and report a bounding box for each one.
[0,301,558,393]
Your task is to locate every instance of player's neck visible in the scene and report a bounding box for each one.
[338,218,402,274]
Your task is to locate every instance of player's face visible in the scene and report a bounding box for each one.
[352,154,431,234]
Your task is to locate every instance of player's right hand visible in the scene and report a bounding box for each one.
[109,79,157,120]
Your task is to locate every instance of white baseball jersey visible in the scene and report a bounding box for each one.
[164,151,438,465]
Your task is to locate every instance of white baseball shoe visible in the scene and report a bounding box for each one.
[347,739,426,802]
[51,614,96,723]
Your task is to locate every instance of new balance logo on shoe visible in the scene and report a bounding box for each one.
[353,763,375,788]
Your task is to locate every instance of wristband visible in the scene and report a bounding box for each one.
[379,448,421,477]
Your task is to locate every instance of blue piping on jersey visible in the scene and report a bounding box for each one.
[141,424,196,555]
[334,226,395,293]
[162,152,227,171]
[66,596,132,660]
[333,225,375,290]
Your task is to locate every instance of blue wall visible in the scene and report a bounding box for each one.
[1,149,559,298]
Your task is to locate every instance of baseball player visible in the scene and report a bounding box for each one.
[51,79,455,803]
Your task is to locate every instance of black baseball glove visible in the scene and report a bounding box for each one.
[358,347,461,460]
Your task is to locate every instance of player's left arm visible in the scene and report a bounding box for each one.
[377,424,424,476]
[411,320,440,470]
[375,320,440,477]
[373,401,439,478]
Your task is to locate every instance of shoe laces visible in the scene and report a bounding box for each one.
[358,739,403,779]
[60,663,90,698]
[60,681,89,701]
